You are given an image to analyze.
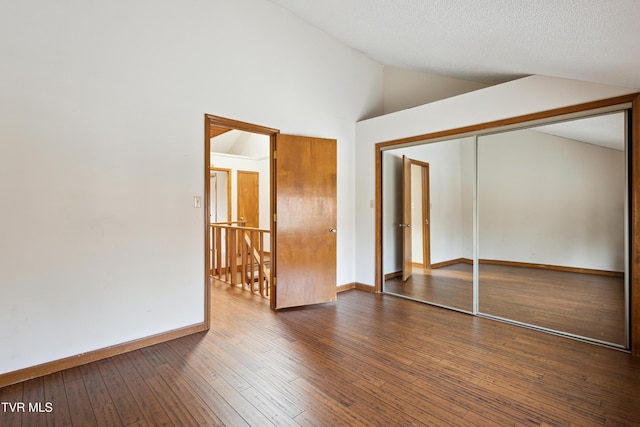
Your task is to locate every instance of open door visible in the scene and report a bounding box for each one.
[401,155,412,281]
[273,134,337,309]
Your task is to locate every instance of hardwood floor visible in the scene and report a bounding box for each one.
[2,279,640,426]
[384,263,626,346]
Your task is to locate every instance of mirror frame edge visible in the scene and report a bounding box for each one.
[631,93,640,357]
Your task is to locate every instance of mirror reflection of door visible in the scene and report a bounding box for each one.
[383,138,475,313]
[401,156,431,280]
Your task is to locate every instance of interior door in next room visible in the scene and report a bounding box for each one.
[237,170,259,228]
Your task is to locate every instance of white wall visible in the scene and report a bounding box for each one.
[383,66,488,114]
[356,76,637,286]
[460,139,475,259]
[0,0,383,374]
[478,129,625,271]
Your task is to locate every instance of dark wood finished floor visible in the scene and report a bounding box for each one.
[385,263,625,346]
[2,279,640,426]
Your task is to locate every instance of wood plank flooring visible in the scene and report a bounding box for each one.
[2,278,640,426]
[384,263,625,346]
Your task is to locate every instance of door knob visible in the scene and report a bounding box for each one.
[329,228,337,233]
[399,223,411,228]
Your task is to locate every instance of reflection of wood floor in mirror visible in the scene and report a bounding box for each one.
[384,263,474,312]
[384,263,625,346]
[479,264,625,346]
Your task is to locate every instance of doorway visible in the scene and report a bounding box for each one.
[204,115,338,312]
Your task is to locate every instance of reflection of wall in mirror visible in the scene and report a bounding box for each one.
[478,129,624,272]
[383,138,474,274]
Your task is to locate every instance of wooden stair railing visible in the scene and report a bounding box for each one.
[241,230,270,296]
[209,223,270,297]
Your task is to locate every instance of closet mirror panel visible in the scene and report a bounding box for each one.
[382,137,475,312]
[477,111,628,347]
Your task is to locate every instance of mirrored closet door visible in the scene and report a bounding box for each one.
[381,109,629,349]
[477,111,628,347]
[382,137,475,313]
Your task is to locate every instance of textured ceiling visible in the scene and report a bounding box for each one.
[267,0,640,88]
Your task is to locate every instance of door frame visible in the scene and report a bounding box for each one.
[204,115,278,327]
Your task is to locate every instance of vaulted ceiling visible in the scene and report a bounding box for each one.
[268,0,640,88]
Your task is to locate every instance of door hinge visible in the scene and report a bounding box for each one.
[273,150,277,160]
[273,213,277,222]
[273,277,277,287]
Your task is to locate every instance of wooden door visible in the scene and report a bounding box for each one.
[273,134,337,309]
[402,155,412,281]
[237,170,259,227]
